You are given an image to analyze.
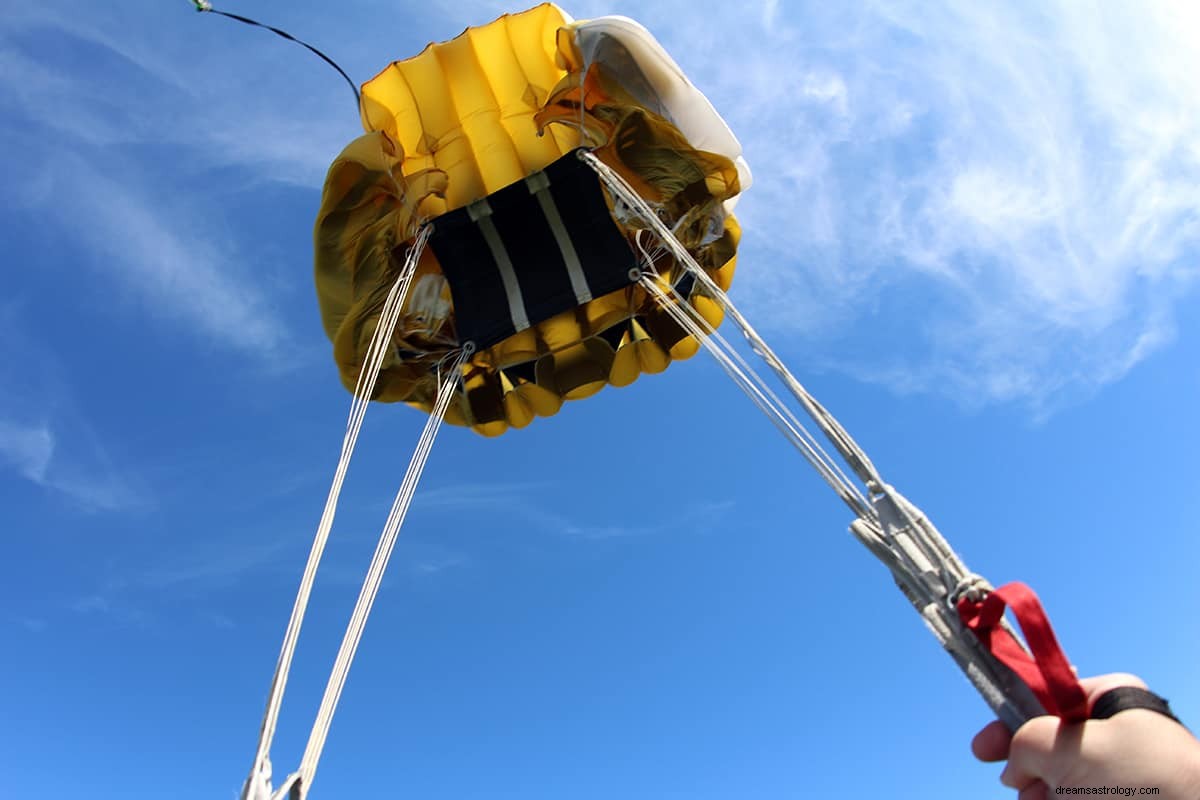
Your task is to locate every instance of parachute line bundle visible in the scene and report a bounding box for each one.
[201,5,1060,799]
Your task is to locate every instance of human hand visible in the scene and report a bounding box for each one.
[972,673,1200,799]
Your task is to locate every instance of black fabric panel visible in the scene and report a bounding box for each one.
[429,210,514,348]
[596,321,626,350]
[465,377,505,424]
[429,150,638,350]
[489,178,574,333]
[504,360,538,384]
[542,153,639,303]
[672,271,696,300]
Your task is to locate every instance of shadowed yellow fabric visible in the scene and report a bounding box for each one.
[315,5,747,435]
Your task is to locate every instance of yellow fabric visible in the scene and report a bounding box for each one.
[315,5,745,435]
[358,3,578,215]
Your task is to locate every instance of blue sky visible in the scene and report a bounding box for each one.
[2,1,1199,798]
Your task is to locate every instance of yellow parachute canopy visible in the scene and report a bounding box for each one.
[314,4,749,436]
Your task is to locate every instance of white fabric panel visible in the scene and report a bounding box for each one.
[571,14,753,205]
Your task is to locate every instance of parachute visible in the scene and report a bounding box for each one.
[186,5,1086,799]
[313,4,750,435]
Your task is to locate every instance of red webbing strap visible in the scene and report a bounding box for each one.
[957,582,1088,722]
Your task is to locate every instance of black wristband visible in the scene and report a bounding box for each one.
[1090,686,1182,725]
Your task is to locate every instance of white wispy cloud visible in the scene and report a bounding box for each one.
[416,481,555,508]
[0,417,145,512]
[1,8,304,358]
[568,0,1200,409]
[138,537,293,590]
[14,616,48,633]
[0,303,148,513]
[56,157,290,356]
[417,482,735,541]
[561,502,736,541]
[58,530,297,630]
[0,420,53,482]
[412,554,467,575]
[2,3,354,184]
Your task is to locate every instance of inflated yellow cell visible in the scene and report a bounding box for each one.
[358,3,577,214]
[315,4,747,435]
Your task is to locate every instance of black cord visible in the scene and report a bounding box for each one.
[199,5,361,110]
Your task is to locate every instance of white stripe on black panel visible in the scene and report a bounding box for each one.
[525,172,593,305]
[467,197,531,332]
